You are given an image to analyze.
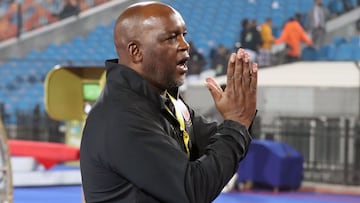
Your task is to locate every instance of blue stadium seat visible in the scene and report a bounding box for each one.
[350,35,360,61]
[299,0,314,13]
[258,0,272,7]
[333,43,354,61]
[301,47,318,61]
[324,44,339,61]
[353,46,360,60]
[350,35,360,46]
[317,45,331,60]
[328,0,344,14]
[332,36,348,47]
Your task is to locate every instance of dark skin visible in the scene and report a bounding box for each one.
[113,2,257,128]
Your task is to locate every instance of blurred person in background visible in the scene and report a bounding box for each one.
[30,2,59,29]
[210,44,231,76]
[42,0,63,17]
[276,15,313,63]
[258,17,275,67]
[0,15,17,40]
[305,0,330,49]
[240,18,262,62]
[94,0,108,5]
[186,41,206,79]
[59,0,79,19]
[80,1,258,202]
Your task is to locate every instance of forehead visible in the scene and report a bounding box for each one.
[143,9,186,32]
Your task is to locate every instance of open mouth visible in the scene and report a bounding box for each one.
[177,57,189,68]
[177,58,189,66]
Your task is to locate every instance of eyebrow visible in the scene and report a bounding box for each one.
[158,29,182,39]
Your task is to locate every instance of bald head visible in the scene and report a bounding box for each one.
[114,2,182,65]
[112,2,189,92]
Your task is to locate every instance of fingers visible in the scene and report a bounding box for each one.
[233,49,245,93]
[226,48,257,95]
[242,53,252,88]
[211,48,258,126]
[250,63,258,92]
[206,77,223,101]
[225,53,236,95]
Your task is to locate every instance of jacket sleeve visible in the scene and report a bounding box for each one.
[275,25,288,44]
[189,111,218,158]
[297,22,313,46]
[104,108,251,203]
[190,108,257,160]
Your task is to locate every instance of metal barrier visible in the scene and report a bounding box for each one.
[203,106,360,186]
[2,108,64,143]
[257,116,360,186]
[0,117,13,203]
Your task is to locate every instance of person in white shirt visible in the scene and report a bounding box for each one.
[305,0,330,49]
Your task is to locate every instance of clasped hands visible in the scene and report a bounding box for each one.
[206,48,258,129]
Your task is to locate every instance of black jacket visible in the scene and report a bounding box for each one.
[240,27,262,52]
[80,59,252,203]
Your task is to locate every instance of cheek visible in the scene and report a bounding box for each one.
[144,46,169,64]
[144,45,177,72]
[155,51,176,67]
[155,62,173,79]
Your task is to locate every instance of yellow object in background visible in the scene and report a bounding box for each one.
[44,66,106,148]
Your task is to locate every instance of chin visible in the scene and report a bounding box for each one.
[168,80,184,90]
[176,78,185,87]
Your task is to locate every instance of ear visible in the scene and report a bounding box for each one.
[127,42,142,63]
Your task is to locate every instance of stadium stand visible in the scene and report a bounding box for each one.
[0,0,114,41]
[0,0,359,124]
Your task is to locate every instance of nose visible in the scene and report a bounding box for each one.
[179,35,189,51]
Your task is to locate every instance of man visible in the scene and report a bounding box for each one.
[80,2,257,203]
[305,0,329,49]
[59,0,80,19]
[187,41,206,77]
[276,15,313,63]
[210,44,230,76]
[258,17,275,67]
[240,18,262,62]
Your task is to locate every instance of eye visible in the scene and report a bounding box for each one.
[167,34,177,41]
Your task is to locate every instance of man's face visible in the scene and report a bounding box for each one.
[140,10,190,91]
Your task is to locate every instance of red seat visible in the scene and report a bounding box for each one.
[8,140,80,169]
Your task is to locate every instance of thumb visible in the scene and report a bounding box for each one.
[205,77,223,102]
